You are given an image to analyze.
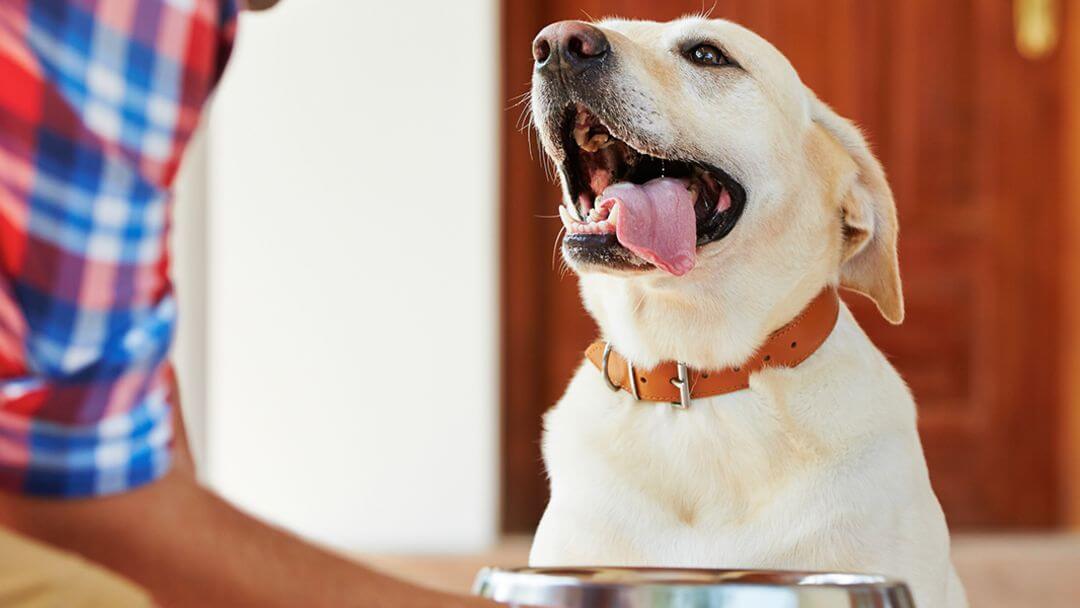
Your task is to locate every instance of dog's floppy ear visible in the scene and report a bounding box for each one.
[810,96,904,324]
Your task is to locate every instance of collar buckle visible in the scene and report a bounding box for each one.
[601,342,640,401]
[670,362,692,409]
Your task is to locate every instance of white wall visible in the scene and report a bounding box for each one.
[201,0,499,552]
[171,128,210,476]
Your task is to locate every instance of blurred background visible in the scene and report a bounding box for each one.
[169,0,1080,604]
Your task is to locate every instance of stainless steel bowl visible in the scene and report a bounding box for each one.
[473,567,916,607]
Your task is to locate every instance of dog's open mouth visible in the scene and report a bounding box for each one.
[557,104,746,276]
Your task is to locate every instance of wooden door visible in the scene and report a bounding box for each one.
[501,0,1068,532]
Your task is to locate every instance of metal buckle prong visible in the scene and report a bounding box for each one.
[626,359,639,400]
[670,362,692,409]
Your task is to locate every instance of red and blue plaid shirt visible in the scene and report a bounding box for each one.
[0,0,240,496]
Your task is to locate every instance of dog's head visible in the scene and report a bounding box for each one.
[530,17,903,365]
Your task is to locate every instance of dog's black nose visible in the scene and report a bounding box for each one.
[533,21,609,71]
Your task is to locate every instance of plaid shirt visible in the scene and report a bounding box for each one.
[0,0,239,497]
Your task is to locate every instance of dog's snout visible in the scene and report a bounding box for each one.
[533,21,609,72]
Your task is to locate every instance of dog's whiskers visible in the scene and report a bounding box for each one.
[538,136,557,182]
[508,88,532,108]
[557,258,572,280]
[689,0,718,20]
[551,225,566,271]
[509,85,538,162]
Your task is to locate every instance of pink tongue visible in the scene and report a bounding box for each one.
[600,178,697,276]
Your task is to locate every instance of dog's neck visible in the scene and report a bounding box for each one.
[579,270,834,371]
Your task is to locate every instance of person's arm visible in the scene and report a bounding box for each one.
[0,436,490,608]
[0,383,493,607]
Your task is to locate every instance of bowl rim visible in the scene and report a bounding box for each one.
[473,566,916,607]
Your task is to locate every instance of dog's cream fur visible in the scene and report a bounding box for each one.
[528,17,968,608]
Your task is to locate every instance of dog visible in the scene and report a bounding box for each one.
[525,16,968,608]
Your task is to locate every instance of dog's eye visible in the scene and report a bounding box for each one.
[687,43,728,66]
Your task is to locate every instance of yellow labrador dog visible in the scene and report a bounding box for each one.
[526,17,968,608]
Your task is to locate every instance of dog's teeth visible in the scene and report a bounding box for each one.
[591,218,615,234]
[567,201,583,221]
[559,205,576,228]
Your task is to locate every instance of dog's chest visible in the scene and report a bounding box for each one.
[541,371,844,545]
[536,386,895,571]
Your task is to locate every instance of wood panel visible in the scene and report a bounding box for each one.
[501,0,1066,532]
[1063,0,1080,527]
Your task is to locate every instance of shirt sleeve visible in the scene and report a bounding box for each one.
[0,0,239,497]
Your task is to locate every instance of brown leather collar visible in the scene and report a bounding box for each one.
[585,287,840,408]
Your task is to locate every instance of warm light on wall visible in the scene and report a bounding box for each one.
[1015,0,1061,59]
